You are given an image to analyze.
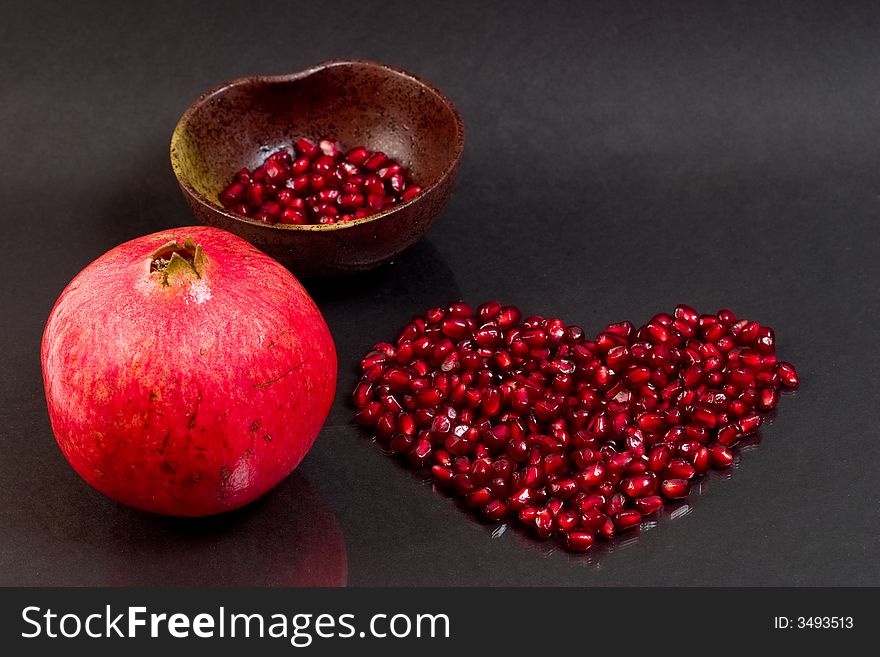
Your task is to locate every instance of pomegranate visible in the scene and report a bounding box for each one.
[352,302,799,552]
[218,137,422,224]
[41,226,336,516]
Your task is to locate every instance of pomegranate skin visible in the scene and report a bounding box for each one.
[41,226,336,516]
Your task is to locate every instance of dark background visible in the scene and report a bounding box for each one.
[1,0,878,586]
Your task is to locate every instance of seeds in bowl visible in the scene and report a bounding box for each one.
[218,138,422,225]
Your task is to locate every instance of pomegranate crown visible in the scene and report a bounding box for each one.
[149,237,205,286]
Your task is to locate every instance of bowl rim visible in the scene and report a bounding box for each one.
[170,59,465,233]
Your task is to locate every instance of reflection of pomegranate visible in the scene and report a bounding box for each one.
[41,226,336,516]
[106,474,347,587]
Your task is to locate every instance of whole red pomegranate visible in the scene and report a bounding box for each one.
[41,226,336,516]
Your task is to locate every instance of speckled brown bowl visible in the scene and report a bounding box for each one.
[170,60,464,278]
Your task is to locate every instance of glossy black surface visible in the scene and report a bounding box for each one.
[2,0,878,586]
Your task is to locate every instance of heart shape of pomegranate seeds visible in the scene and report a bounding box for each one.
[352,302,799,552]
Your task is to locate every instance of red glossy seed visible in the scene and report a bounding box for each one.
[264,159,288,183]
[675,304,700,326]
[637,412,665,433]
[338,192,365,208]
[415,387,444,408]
[708,444,734,468]
[625,366,651,385]
[755,327,776,355]
[483,499,509,520]
[345,146,369,165]
[431,465,454,485]
[218,181,247,206]
[375,413,396,440]
[691,446,710,472]
[313,202,338,217]
[758,387,779,411]
[363,152,388,171]
[398,413,416,436]
[661,479,689,499]
[690,407,717,429]
[727,367,756,389]
[387,171,406,194]
[441,317,472,340]
[451,474,474,495]
[564,531,595,552]
[738,412,763,435]
[355,401,383,426]
[466,487,492,508]
[318,188,340,203]
[607,451,634,474]
[575,462,606,490]
[614,510,642,531]
[548,478,578,499]
[291,156,311,174]
[634,495,663,516]
[401,185,422,202]
[365,193,385,211]
[352,381,373,408]
[408,438,432,467]
[245,183,266,207]
[556,509,579,531]
[605,493,627,516]
[280,207,306,224]
[648,445,671,472]
[776,362,799,388]
[295,138,318,159]
[621,473,657,498]
[716,424,741,447]
[665,459,696,480]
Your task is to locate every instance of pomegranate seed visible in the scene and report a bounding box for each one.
[564,531,595,552]
[665,459,696,480]
[338,192,365,209]
[401,185,423,202]
[757,387,779,411]
[483,499,509,520]
[353,303,797,550]
[431,465,453,485]
[291,156,311,174]
[363,152,388,171]
[613,510,642,531]
[318,138,341,158]
[218,137,419,224]
[648,445,671,472]
[661,479,689,499]
[776,362,799,388]
[637,412,665,433]
[342,146,367,164]
[441,318,473,340]
[621,473,657,498]
[218,181,247,206]
[387,172,406,194]
[737,412,763,435]
[279,207,306,225]
[293,138,317,158]
[708,444,734,468]
[634,495,663,516]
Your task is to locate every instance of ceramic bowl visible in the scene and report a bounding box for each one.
[170,60,464,277]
